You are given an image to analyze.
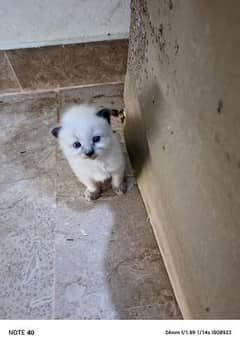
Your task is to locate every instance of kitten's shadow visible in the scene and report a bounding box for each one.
[59,179,179,320]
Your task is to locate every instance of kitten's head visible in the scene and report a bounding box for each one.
[51,105,113,160]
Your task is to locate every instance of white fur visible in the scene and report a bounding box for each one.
[57,105,126,200]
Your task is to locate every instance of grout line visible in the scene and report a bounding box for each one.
[52,144,57,320]
[4,52,23,91]
[0,81,125,98]
[56,91,60,122]
[51,99,59,320]
[53,81,125,92]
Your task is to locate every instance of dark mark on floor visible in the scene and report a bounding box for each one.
[214,133,220,144]
[93,94,105,99]
[159,24,163,36]
[174,41,179,56]
[225,152,231,162]
[217,99,223,114]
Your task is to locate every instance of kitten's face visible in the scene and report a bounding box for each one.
[52,105,113,160]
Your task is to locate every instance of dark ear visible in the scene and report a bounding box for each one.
[96,108,111,125]
[51,127,61,138]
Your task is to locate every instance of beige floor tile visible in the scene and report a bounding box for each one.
[0,92,57,318]
[7,41,128,91]
[0,52,21,94]
[0,84,181,319]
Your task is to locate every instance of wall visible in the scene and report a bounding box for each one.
[0,0,130,49]
[124,0,240,319]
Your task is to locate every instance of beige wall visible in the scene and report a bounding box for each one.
[124,0,240,319]
[0,0,130,49]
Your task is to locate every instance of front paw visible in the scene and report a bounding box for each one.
[113,181,127,195]
[84,189,100,201]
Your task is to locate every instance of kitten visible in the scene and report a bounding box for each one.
[52,104,126,201]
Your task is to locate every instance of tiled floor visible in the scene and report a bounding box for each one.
[0,52,22,94]
[0,83,181,319]
[0,40,128,93]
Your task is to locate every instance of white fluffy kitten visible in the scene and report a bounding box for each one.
[52,104,126,201]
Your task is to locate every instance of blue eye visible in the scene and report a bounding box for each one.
[73,141,81,148]
[93,136,101,143]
